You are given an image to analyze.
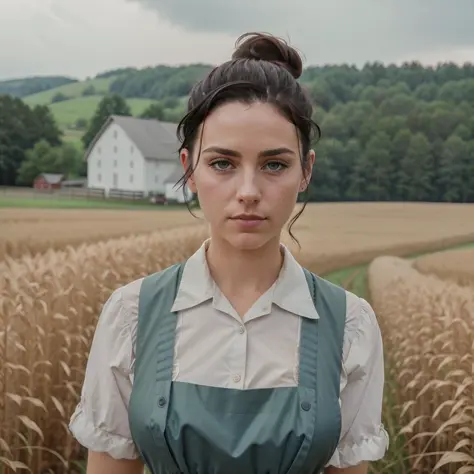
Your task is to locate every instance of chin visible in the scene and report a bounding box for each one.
[225,232,275,251]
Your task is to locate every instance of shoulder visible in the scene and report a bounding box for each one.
[107,263,184,319]
[341,288,383,376]
[101,263,185,349]
[108,276,144,322]
[90,277,145,361]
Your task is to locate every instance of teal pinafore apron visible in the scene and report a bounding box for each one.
[128,262,346,474]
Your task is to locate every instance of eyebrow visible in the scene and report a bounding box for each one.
[202,146,296,157]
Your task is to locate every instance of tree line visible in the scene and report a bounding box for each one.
[107,61,474,202]
[1,61,474,201]
[307,84,474,202]
[0,95,84,185]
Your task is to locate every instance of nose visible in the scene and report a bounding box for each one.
[236,169,261,204]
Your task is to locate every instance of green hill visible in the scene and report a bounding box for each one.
[18,67,196,149]
[0,76,77,97]
[23,77,115,106]
[20,74,169,149]
[20,64,211,135]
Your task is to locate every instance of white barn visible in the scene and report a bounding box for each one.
[84,115,192,201]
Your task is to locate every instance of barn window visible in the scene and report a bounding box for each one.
[98,159,101,168]
[131,145,134,154]
[130,160,134,168]
[114,130,118,139]
[98,147,101,154]
[114,159,117,167]
[155,176,158,183]
[114,146,117,153]
[98,173,101,182]
[130,174,134,183]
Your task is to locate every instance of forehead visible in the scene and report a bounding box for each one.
[199,101,300,150]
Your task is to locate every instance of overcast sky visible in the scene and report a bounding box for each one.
[2,0,474,80]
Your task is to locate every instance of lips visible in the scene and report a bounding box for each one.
[231,214,266,220]
[229,214,267,229]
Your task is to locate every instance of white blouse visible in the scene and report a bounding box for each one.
[69,240,389,469]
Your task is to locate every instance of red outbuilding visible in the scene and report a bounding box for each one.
[33,173,64,190]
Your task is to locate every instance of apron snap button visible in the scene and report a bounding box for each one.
[301,401,311,411]
[158,397,167,407]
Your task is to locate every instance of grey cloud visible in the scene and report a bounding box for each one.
[128,0,474,65]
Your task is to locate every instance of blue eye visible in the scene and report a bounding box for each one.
[264,162,287,172]
[211,160,232,171]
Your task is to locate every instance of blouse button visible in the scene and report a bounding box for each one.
[238,326,245,334]
[232,374,241,383]
[158,397,167,407]
[301,401,311,411]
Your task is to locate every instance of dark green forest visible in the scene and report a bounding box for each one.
[109,64,213,100]
[1,61,474,201]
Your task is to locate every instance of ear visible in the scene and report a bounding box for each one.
[299,149,315,192]
[180,148,197,193]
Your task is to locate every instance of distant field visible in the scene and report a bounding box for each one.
[283,202,474,274]
[3,202,474,267]
[0,206,198,260]
[23,77,115,106]
[414,245,474,286]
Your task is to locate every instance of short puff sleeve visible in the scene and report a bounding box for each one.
[68,287,139,459]
[326,296,389,468]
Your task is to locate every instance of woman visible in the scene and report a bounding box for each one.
[69,32,389,474]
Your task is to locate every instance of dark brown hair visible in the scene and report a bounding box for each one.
[176,32,321,243]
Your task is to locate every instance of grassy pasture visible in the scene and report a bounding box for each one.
[46,96,156,129]
[0,195,168,210]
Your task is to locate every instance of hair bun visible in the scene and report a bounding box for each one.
[232,32,303,79]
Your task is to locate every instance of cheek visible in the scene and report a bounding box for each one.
[270,173,301,203]
[192,168,234,216]
[193,167,224,194]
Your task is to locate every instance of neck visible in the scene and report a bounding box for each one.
[205,236,284,296]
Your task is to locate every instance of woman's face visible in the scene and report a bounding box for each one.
[181,101,315,251]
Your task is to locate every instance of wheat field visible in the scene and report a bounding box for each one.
[2,202,474,473]
[368,256,474,474]
[0,224,210,473]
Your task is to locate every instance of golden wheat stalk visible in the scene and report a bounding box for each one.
[0,224,209,473]
[368,256,474,474]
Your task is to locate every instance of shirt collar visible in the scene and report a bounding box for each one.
[170,239,319,320]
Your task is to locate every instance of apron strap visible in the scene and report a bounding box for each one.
[135,262,186,382]
[299,269,347,393]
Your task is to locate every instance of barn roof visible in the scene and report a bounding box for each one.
[38,173,64,184]
[84,115,180,162]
